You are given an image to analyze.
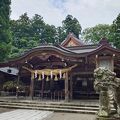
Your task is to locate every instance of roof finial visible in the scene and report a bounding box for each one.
[99,38,110,46]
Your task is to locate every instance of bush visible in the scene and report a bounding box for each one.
[3,80,24,92]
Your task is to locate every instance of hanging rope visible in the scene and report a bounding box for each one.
[22,64,77,80]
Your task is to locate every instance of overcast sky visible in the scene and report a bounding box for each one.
[11,0,120,29]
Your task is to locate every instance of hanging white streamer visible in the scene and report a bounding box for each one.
[51,71,53,79]
[34,70,37,78]
[42,71,44,79]
[59,70,62,79]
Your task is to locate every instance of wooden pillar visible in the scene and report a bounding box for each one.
[95,55,98,68]
[41,79,45,99]
[70,73,73,100]
[16,73,20,98]
[111,54,115,71]
[30,72,34,99]
[65,72,69,102]
[16,66,21,98]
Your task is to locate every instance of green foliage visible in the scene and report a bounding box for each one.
[62,15,82,38]
[3,80,24,91]
[112,13,120,48]
[56,26,66,43]
[82,14,120,48]
[31,14,45,41]
[10,13,57,57]
[10,13,31,49]
[82,24,112,44]
[41,24,57,44]
[8,13,120,60]
[0,0,11,62]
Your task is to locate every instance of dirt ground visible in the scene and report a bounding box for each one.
[0,108,14,113]
[48,112,96,120]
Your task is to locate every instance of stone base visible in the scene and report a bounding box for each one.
[96,116,120,120]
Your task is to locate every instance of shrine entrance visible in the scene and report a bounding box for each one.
[18,54,77,102]
[72,73,98,99]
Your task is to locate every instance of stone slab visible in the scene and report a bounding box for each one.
[0,109,53,120]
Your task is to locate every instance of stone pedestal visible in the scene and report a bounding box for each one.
[98,90,110,117]
[96,116,120,120]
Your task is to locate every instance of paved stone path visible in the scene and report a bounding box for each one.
[0,109,53,120]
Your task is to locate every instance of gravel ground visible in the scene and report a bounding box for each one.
[48,112,96,120]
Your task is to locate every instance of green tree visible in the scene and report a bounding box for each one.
[41,24,56,44]
[112,13,120,48]
[10,13,33,57]
[56,26,66,43]
[10,13,31,49]
[0,0,11,61]
[62,15,82,38]
[82,24,112,44]
[31,14,45,42]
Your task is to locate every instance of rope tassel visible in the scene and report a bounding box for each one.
[63,73,66,79]
[54,75,58,81]
[46,76,49,81]
[38,74,42,81]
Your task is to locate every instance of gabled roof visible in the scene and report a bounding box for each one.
[0,37,120,68]
[86,38,120,56]
[61,33,84,47]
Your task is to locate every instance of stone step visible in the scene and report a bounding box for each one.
[0,102,99,111]
[0,104,97,114]
[0,98,100,114]
[0,99,99,107]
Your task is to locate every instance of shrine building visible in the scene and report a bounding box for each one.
[0,33,120,101]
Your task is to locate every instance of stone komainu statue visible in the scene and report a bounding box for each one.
[113,78,120,116]
[94,67,120,117]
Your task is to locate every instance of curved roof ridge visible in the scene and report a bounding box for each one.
[57,45,76,53]
[87,44,120,56]
[2,45,79,63]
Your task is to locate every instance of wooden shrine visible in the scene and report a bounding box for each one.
[0,33,120,101]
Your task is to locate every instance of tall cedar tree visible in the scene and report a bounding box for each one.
[0,0,11,61]
[112,13,120,48]
[62,15,82,38]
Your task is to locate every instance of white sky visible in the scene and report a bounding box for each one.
[11,0,120,29]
